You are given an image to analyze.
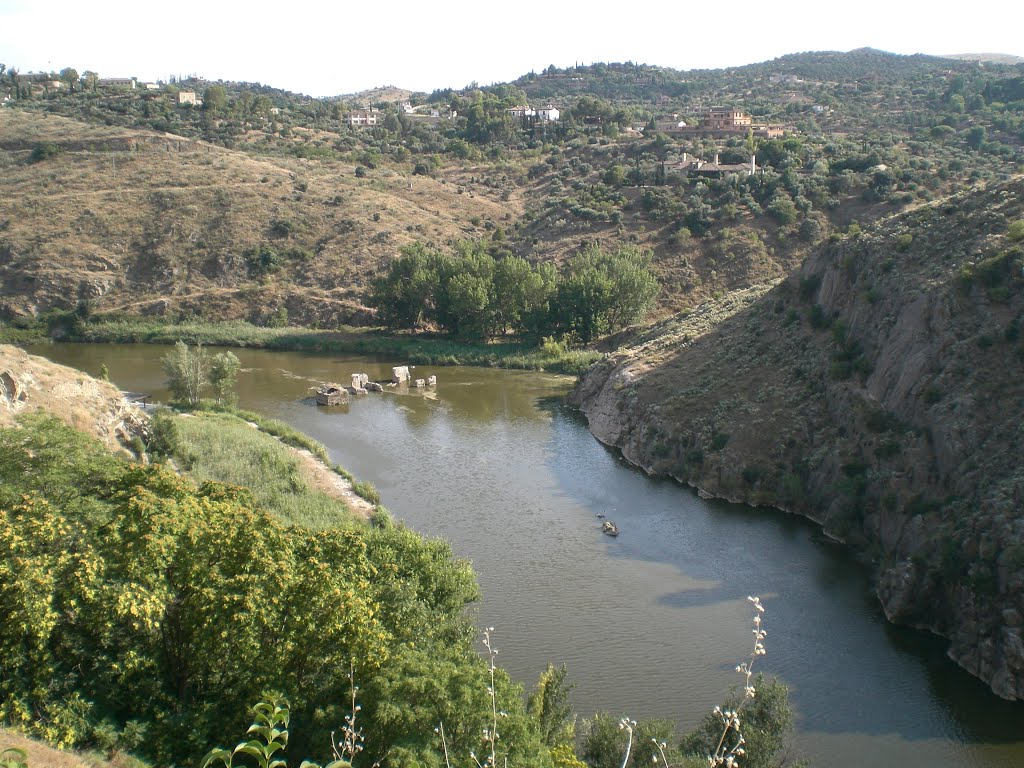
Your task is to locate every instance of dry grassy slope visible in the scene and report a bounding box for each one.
[338,85,415,104]
[0,111,520,325]
[571,176,1024,699]
[0,727,137,768]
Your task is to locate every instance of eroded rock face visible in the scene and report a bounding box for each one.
[0,369,31,409]
[0,345,147,455]
[570,179,1024,700]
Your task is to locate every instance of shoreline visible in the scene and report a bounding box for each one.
[3,317,601,376]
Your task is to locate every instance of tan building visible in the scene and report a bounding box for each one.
[702,107,752,129]
[178,91,198,105]
[347,110,378,126]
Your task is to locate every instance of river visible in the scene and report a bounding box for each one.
[25,343,1024,768]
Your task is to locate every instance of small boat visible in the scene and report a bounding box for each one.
[601,520,620,537]
[315,384,348,406]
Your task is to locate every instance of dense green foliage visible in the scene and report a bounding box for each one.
[369,240,658,344]
[0,415,553,767]
[680,675,798,768]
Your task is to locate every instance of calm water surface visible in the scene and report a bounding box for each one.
[28,343,1024,768]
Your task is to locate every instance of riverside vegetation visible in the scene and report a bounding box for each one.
[0,352,801,768]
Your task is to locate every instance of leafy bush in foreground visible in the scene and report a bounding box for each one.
[0,415,550,767]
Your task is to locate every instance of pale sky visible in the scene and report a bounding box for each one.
[1,0,1020,97]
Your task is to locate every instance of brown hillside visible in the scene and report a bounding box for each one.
[0,111,520,326]
[572,176,1024,699]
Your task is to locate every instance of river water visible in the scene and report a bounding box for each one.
[25,343,1024,768]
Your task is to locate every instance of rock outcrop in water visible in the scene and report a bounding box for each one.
[571,178,1024,699]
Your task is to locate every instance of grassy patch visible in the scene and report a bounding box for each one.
[203,403,331,463]
[170,410,357,529]
[74,318,602,375]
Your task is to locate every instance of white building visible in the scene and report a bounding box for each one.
[535,105,560,121]
[506,104,560,121]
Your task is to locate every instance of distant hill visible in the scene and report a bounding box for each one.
[1,45,1021,330]
[338,85,414,104]
[943,53,1024,65]
[512,48,1000,107]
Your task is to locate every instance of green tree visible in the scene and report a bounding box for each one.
[580,713,628,768]
[966,125,986,150]
[519,262,559,343]
[162,340,209,406]
[432,242,496,340]
[766,192,798,225]
[208,351,241,406]
[59,67,79,94]
[556,244,659,344]
[528,664,575,748]
[602,164,627,187]
[146,409,182,460]
[368,243,441,329]
[203,84,229,116]
[491,256,539,336]
[679,674,796,768]
[445,271,493,340]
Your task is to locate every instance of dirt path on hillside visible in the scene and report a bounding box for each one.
[293,446,375,521]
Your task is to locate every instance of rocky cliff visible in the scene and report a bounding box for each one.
[571,178,1024,699]
[0,344,146,453]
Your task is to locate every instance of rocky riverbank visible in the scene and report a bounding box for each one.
[571,178,1024,700]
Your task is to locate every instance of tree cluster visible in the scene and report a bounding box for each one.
[368,241,659,344]
[162,341,241,406]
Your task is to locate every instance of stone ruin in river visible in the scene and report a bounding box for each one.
[338,367,437,393]
[348,373,369,394]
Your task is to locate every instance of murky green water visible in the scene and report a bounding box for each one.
[26,343,1024,768]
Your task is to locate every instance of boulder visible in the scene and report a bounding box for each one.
[0,370,28,407]
[392,365,410,384]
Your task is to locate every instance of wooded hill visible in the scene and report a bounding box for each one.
[0,49,1021,334]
